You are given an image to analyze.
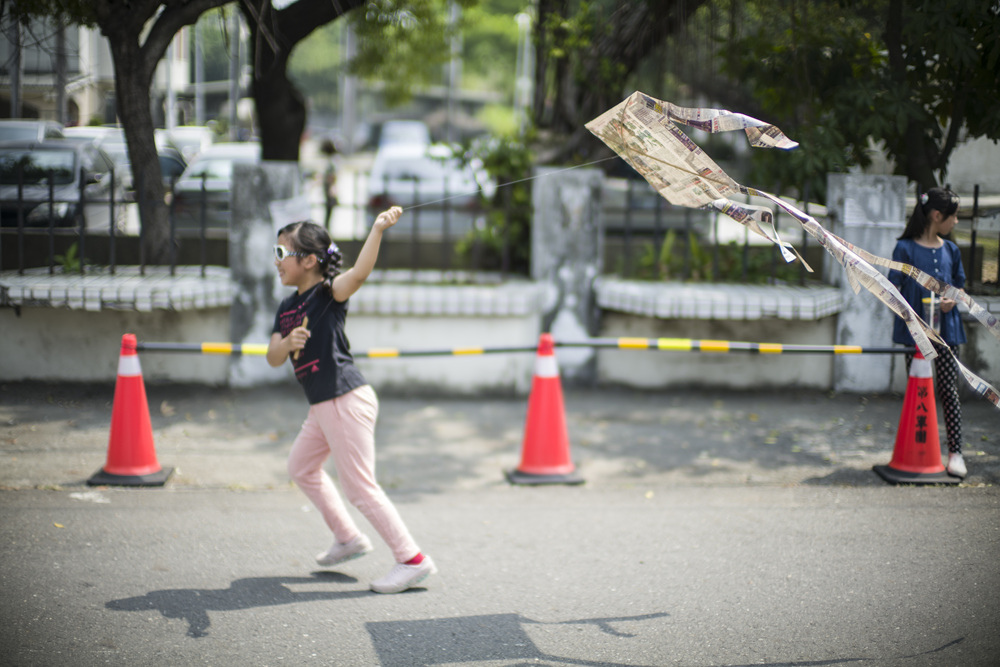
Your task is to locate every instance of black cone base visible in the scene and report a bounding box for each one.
[87,467,173,487]
[873,464,960,485]
[505,468,584,486]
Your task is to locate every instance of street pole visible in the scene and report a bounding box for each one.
[166,41,177,130]
[195,20,205,126]
[340,22,357,153]
[56,20,68,124]
[7,17,23,117]
[515,12,533,137]
[445,1,461,145]
[228,9,239,140]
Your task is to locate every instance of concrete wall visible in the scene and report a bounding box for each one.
[0,305,231,384]
[596,312,838,390]
[349,313,539,396]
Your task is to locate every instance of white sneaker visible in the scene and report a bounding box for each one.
[315,534,373,567]
[370,556,437,594]
[947,452,967,478]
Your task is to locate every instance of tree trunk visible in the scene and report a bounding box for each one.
[247,43,304,162]
[533,0,706,163]
[242,0,364,162]
[109,40,170,263]
[884,0,937,189]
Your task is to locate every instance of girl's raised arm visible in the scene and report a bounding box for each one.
[332,206,402,301]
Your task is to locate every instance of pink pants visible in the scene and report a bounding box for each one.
[287,384,420,563]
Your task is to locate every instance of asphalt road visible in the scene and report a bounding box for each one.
[1,380,999,666]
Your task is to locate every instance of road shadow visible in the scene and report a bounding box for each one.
[105,571,409,638]
[366,612,671,667]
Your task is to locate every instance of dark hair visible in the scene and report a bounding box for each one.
[898,187,960,240]
[276,220,343,295]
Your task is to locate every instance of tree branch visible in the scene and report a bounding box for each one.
[139,0,229,80]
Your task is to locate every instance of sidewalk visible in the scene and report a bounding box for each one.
[1,380,997,491]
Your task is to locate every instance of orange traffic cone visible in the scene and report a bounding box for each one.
[506,333,583,485]
[88,334,173,486]
[873,350,958,485]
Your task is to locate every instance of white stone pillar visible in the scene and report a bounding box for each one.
[825,173,908,393]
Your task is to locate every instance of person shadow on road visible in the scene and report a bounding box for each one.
[106,572,376,638]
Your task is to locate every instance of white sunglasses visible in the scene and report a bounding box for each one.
[273,244,307,261]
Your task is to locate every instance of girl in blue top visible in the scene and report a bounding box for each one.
[888,187,967,477]
[266,206,437,594]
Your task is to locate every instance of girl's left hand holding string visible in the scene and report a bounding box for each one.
[373,206,402,232]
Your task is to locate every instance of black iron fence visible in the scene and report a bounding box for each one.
[0,170,223,277]
[603,177,1000,295]
[601,177,825,286]
[955,185,1000,296]
[3,165,997,297]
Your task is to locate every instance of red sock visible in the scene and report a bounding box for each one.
[405,553,424,565]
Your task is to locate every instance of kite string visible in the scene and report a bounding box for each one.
[400,156,619,211]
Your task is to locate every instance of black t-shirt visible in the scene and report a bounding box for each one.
[272,283,366,404]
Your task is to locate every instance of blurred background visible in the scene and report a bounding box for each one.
[1,1,997,290]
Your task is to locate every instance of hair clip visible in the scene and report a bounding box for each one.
[920,192,929,205]
[327,242,339,255]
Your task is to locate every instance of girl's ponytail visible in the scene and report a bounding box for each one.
[320,242,343,296]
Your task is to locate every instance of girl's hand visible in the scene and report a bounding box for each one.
[373,206,402,232]
[287,324,310,355]
[939,298,956,313]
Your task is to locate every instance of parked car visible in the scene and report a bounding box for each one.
[171,142,260,229]
[63,126,133,193]
[0,139,127,231]
[366,143,494,237]
[157,146,187,192]
[161,126,216,163]
[0,119,65,142]
[377,120,431,150]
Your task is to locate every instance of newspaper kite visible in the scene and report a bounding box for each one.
[586,91,1000,408]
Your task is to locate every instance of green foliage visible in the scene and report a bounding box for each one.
[54,243,83,273]
[455,133,534,274]
[193,8,240,83]
[460,0,525,93]
[288,21,344,110]
[633,232,805,284]
[348,0,470,107]
[540,1,628,95]
[719,0,1000,192]
[353,0,526,107]
[477,104,519,137]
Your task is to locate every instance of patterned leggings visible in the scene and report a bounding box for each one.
[905,344,962,453]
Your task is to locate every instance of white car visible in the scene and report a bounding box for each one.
[63,127,132,193]
[377,120,431,150]
[0,119,65,142]
[160,126,216,163]
[368,144,496,208]
[171,142,260,229]
[367,143,495,238]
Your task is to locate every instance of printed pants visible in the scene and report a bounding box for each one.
[905,344,962,453]
[287,384,420,563]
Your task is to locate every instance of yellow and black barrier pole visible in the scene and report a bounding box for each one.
[135,338,915,357]
[558,337,913,355]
